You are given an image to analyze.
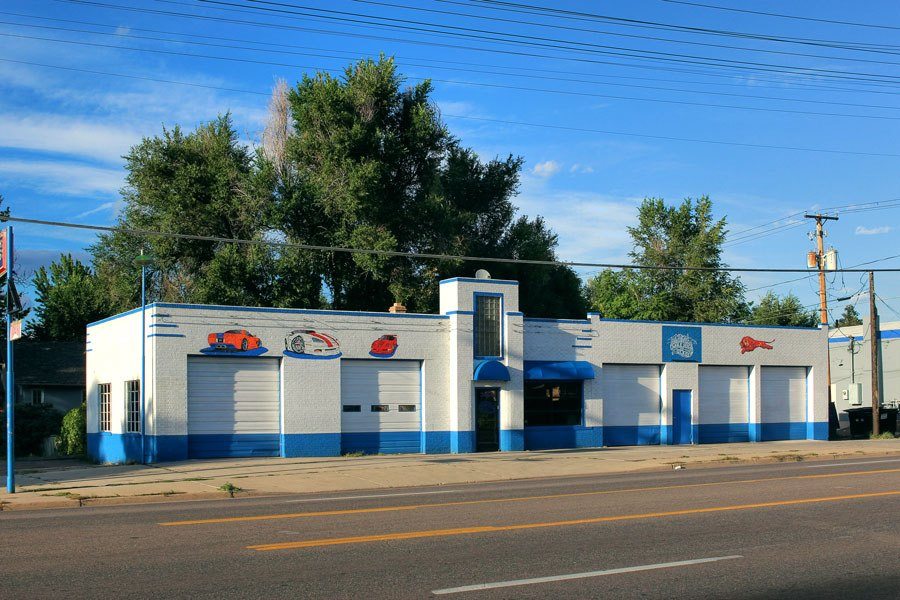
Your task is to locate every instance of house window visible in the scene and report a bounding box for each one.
[475,295,501,358]
[125,380,140,433]
[524,381,583,427]
[98,383,112,432]
[31,389,44,406]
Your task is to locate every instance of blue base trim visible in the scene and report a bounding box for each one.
[524,426,601,450]
[500,429,525,451]
[281,433,341,457]
[759,422,808,441]
[807,421,829,440]
[188,434,280,458]
[87,432,143,464]
[697,423,750,444]
[451,430,475,453]
[145,435,188,462]
[283,350,342,360]
[422,431,452,454]
[603,425,661,446]
[200,346,268,356]
[660,424,672,445]
[340,432,420,455]
[749,422,761,442]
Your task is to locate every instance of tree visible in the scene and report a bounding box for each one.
[279,57,584,315]
[748,292,818,327]
[586,197,748,323]
[834,304,862,328]
[27,254,109,341]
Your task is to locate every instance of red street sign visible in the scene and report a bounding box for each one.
[0,229,7,278]
[9,320,21,341]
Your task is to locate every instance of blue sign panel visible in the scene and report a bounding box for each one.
[662,326,702,363]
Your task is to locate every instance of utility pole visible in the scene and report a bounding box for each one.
[806,213,838,411]
[869,271,880,436]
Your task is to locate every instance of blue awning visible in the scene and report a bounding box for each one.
[524,360,595,380]
[473,359,510,381]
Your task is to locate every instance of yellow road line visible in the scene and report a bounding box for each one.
[247,490,900,551]
[159,467,900,526]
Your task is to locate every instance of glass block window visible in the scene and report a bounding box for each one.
[475,295,501,357]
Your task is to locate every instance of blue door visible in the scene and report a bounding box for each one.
[672,389,693,445]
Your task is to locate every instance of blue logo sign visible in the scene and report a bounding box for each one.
[662,326,702,363]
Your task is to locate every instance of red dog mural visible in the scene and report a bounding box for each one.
[740,336,774,354]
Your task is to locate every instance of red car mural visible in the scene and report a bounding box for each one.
[740,336,774,354]
[370,334,399,357]
[207,329,262,352]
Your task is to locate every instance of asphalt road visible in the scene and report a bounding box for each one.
[3,457,899,599]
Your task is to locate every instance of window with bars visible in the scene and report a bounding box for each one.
[125,380,140,433]
[475,294,502,358]
[98,383,111,432]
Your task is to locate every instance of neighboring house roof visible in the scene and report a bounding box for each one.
[0,341,85,387]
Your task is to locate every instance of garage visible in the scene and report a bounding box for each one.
[186,356,281,458]
[761,366,808,440]
[603,364,661,446]
[340,360,421,454]
[698,366,749,443]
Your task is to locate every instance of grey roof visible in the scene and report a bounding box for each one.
[1,341,85,387]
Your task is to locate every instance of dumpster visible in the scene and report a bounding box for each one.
[845,407,899,438]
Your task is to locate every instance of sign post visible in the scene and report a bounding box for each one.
[2,227,13,493]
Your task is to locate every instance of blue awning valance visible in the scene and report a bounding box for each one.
[473,359,510,381]
[524,360,595,380]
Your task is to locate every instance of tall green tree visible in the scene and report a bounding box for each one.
[748,292,818,327]
[586,197,748,322]
[27,254,109,341]
[834,304,863,328]
[280,57,584,315]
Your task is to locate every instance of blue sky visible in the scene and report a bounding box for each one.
[1,0,899,321]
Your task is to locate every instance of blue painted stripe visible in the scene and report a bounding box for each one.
[445,310,475,316]
[149,323,178,328]
[524,317,591,324]
[599,317,820,331]
[697,423,750,444]
[86,306,143,328]
[148,302,449,320]
[524,426,601,450]
[575,337,593,341]
[147,333,186,338]
[581,329,593,333]
[281,433,341,457]
[439,277,519,286]
[831,330,900,344]
[188,434,280,458]
[572,344,593,348]
[451,430,475,453]
[603,425,661,446]
[422,431,452,454]
[87,432,143,464]
[341,432,421,455]
[505,311,524,316]
[151,313,171,318]
[500,429,525,451]
[759,422,808,441]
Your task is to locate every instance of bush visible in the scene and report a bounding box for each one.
[0,402,64,457]
[58,402,87,456]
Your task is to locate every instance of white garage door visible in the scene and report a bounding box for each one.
[187,357,280,458]
[341,360,421,454]
[603,364,661,446]
[698,366,749,443]
[761,366,808,441]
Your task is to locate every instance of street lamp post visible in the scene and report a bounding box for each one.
[134,252,153,464]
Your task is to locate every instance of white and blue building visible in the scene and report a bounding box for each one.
[86,275,830,463]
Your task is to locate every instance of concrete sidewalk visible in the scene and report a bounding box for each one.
[2,439,899,511]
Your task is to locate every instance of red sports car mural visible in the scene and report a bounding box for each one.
[207,329,262,352]
[370,334,399,357]
[740,336,774,354]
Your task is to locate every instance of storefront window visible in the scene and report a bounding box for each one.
[524,380,582,426]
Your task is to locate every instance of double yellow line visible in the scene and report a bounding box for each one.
[159,467,900,527]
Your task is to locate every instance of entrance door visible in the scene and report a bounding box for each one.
[672,389,693,445]
[475,388,500,452]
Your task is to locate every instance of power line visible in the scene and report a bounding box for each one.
[7,215,900,274]
[6,57,900,159]
[660,0,900,32]
[7,25,900,121]
[50,0,900,95]
[10,11,900,111]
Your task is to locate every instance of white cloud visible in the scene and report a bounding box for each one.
[855,225,892,235]
[532,160,561,178]
[569,163,594,174]
[114,26,131,36]
[0,115,141,164]
[0,160,123,196]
